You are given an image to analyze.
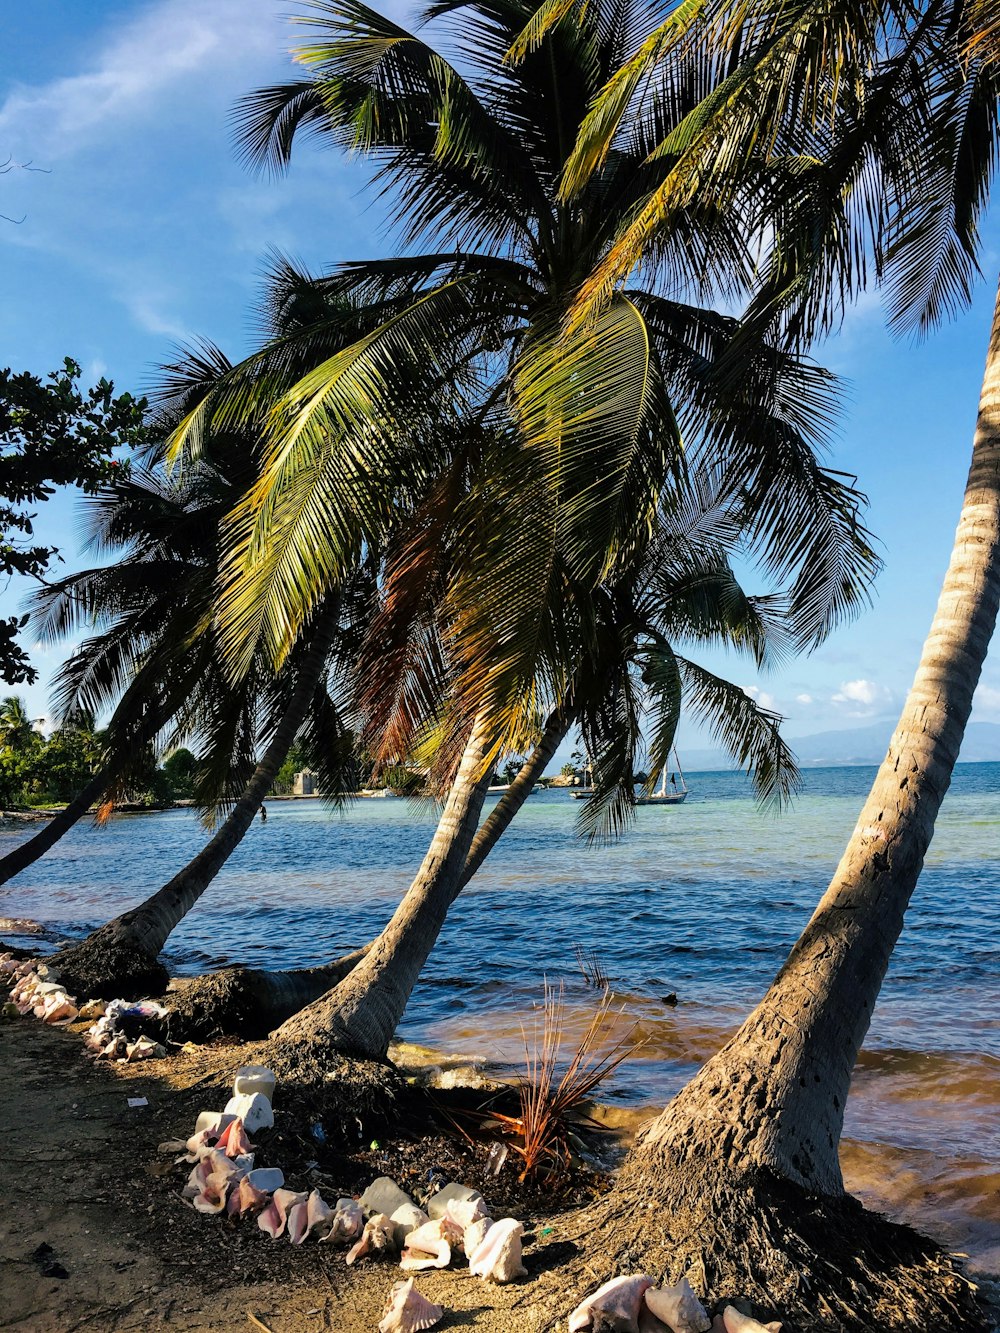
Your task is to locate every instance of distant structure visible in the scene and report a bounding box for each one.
[293,769,317,796]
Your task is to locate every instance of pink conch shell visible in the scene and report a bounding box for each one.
[467,1217,526,1283]
[193,1169,232,1214]
[345,1212,395,1265]
[644,1279,711,1333]
[321,1198,364,1245]
[399,1219,453,1271]
[286,1200,309,1245]
[378,1277,444,1333]
[42,994,78,1024]
[182,1156,214,1199]
[720,1308,781,1333]
[235,1175,271,1215]
[257,1188,307,1239]
[215,1117,253,1159]
[569,1275,655,1332]
[305,1189,334,1238]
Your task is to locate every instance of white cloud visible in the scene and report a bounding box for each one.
[831,678,893,716]
[0,0,281,159]
[795,693,813,705]
[972,683,1000,715]
[745,685,778,711]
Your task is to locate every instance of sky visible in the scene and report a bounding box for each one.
[2,0,1000,762]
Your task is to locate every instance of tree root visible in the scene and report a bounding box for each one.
[49,925,168,1001]
[529,1150,989,1333]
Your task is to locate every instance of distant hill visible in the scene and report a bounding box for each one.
[682,720,1000,771]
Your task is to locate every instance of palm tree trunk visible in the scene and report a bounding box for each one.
[172,707,574,1040]
[559,280,1000,1332]
[0,690,171,885]
[52,608,340,1000]
[0,765,111,885]
[274,711,498,1057]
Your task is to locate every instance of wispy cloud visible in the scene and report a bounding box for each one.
[831,677,894,717]
[0,0,281,159]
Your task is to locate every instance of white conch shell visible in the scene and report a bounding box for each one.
[304,1188,333,1239]
[444,1196,488,1231]
[644,1278,711,1333]
[233,1064,276,1102]
[360,1177,413,1218]
[569,1275,655,1332]
[399,1219,453,1271]
[246,1167,284,1193]
[390,1202,430,1248]
[224,1091,273,1133]
[321,1197,364,1245]
[463,1216,492,1257]
[194,1110,236,1137]
[378,1278,444,1333]
[257,1188,307,1239]
[427,1182,485,1221]
[346,1212,395,1265]
[720,1308,781,1333]
[467,1217,526,1283]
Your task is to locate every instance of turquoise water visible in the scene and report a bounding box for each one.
[2,763,998,1273]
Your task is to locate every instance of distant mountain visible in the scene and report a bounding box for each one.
[681,720,1000,770]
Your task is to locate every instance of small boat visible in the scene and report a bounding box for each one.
[571,788,595,799]
[635,749,688,805]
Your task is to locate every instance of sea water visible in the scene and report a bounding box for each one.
[2,763,998,1275]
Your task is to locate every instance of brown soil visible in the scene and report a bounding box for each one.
[0,1018,591,1333]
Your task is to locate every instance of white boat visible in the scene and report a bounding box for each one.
[635,750,689,805]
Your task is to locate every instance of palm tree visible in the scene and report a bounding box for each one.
[0,696,39,754]
[168,0,878,1055]
[504,0,1000,1326]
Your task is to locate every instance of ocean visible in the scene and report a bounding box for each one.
[2,763,998,1279]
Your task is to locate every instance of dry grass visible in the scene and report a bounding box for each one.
[574,943,610,990]
[493,981,641,1181]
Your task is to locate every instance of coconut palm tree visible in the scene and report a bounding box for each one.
[500,0,1000,1325]
[163,0,878,1053]
[0,696,39,754]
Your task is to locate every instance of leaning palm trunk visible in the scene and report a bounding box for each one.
[552,288,1000,1333]
[274,712,496,1057]
[170,707,573,1041]
[274,706,572,1059]
[0,765,116,886]
[52,614,340,1001]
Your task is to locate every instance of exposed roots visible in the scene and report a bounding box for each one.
[50,925,168,1001]
[531,1149,989,1333]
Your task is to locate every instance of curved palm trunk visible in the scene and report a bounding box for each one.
[175,708,573,1040]
[559,284,1000,1331]
[274,706,572,1058]
[52,611,340,1000]
[0,690,172,885]
[0,765,112,885]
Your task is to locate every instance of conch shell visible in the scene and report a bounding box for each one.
[257,1188,307,1239]
[399,1219,454,1271]
[718,1308,782,1333]
[321,1197,364,1245]
[643,1278,711,1333]
[569,1275,654,1332]
[378,1278,444,1333]
[467,1217,526,1283]
[346,1212,396,1265]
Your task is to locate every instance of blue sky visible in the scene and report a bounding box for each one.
[2,0,999,759]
